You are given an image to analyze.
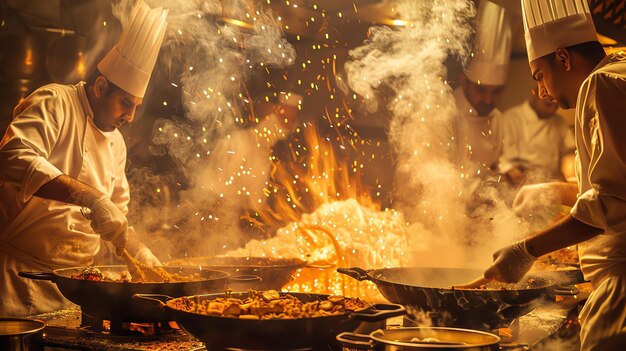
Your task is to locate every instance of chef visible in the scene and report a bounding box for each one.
[0,0,167,316]
[483,0,626,349]
[498,91,575,185]
[454,0,512,178]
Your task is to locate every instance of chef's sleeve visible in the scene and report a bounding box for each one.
[571,72,626,233]
[0,89,64,203]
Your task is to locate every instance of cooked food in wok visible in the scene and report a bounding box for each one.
[70,265,201,283]
[452,277,542,290]
[167,290,369,319]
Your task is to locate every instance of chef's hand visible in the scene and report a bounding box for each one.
[512,183,558,216]
[484,240,536,283]
[134,247,162,267]
[89,195,128,256]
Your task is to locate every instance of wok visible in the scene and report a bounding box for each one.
[338,267,574,330]
[165,256,332,290]
[136,291,406,350]
[19,265,259,322]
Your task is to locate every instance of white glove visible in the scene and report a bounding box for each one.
[89,195,128,255]
[484,240,537,283]
[134,247,162,267]
[512,183,558,216]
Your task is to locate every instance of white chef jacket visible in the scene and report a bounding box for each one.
[453,88,504,178]
[569,52,626,350]
[498,101,575,179]
[0,82,129,316]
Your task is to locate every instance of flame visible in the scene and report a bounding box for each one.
[247,124,378,232]
[230,124,408,299]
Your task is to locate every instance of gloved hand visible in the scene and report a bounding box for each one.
[484,240,537,283]
[134,247,162,267]
[89,195,128,256]
[512,183,558,216]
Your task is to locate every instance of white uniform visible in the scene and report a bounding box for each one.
[570,52,626,350]
[0,82,129,316]
[453,87,503,177]
[498,101,575,179]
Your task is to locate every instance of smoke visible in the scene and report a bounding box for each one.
[345,0,527,269]
[103,0,296,256]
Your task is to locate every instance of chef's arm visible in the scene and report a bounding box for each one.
[34,174,104,208]
[525,214,603,257]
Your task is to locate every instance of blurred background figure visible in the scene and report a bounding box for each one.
[499,90,576,186]
[454,0,512,179]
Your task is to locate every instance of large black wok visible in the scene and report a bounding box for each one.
[136,291,406,350]
[338,267,573,330]
[19,265,258,323]
[166,256,333,290]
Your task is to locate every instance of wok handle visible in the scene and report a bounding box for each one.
[336,267,371,281]
[352,303,406,322]
[228,274,262,283]
[18,271,57,282]
[551,284,580,296]
[335,332,372,350]
[132,293,172,306]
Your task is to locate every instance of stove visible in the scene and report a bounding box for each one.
[32,307,345,351]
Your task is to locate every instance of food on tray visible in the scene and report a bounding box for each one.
[167,290,369,319]
[70,265,201,283]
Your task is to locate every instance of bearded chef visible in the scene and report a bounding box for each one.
[454,0,512,179]
[0,0,167,317]
[483,0,626,349]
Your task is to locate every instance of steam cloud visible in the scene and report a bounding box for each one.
[109,0,296,257]
[345,0,529,268]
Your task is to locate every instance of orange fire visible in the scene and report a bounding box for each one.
[230,124,407,301]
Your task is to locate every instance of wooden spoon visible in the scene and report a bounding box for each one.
[80,207,170,283]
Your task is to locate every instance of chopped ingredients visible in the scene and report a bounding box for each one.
[167,290,369,319]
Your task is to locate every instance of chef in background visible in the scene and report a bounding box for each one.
[454,0,512,179]
[498,91,576,186]
[483,0,626,349]
[0,0,167,316]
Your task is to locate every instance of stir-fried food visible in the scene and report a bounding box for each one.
[168,290,370,319]
[452,277,541,290]
[70,265,201,283]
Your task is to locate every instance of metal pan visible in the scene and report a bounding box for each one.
[165,256,333,290]
[19,265,259,322]
[337,327,500,351]
[0,318,46,351]
[135,291,406,350]
[338,267,572,330]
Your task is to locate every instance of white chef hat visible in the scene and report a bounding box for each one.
[522,0,597,62]
[97,0,168,98]
[465,1,512,86]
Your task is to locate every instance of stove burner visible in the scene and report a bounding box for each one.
[80,310,173,336]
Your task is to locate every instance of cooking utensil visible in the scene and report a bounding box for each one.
[0,318,45,351]
[19,266,259,322]
[135,291,406,350]
[337,327,500,351]
[79,207,166,282]
[338,267,574,330]
[165,256,333,290]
